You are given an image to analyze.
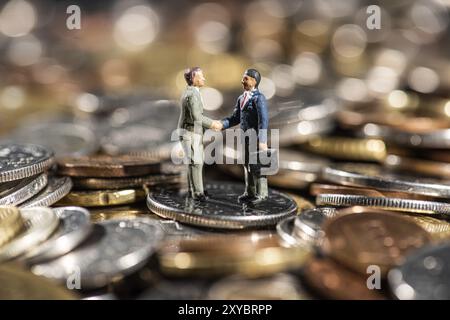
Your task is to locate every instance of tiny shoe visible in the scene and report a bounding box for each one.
[238,193,256,203]
[248,196,268,206]
[193,194,208,202]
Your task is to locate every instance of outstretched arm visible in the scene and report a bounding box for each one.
[221,98,241,129]
[189,94,213,129]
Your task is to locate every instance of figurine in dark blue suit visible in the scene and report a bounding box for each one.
[219,69,269,205]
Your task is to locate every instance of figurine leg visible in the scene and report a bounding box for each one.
[191,163,205,197]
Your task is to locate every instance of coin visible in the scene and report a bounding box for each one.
[20,176,72,208]
[57,155,161,178]
[277,207,337,248]
[72,173,183,190]
[293,207,338,244]
[316,194,450,215]
[322,163,450,199]
[404,214,450,240]
[208,273,311,300]
[100,100,180,156]
[303,137,386,162]
[158,235,311,277]
[31,218,164,289]
[0,173,47,206]
[147,182,298,229]
[220,147,328,190]
[89,205,213,240]
[0,206,24,247]
[385,154,450,179]
[269,91,337,145]
[23,206,92,264]
[322,208,432,276]
[302,258,385,300]
[0,207,59,262]
[310,183,438,201]
[360,123,450,149]
[388,242,450,300]
[0,263,78,299]
[0,143,54,183]
[56,189,146,207]
[6,122,98,158]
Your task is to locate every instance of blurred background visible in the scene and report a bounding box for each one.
[0,0,449,132]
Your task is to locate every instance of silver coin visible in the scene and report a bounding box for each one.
[269,91,337,146]
[20,176,73,208]
[23,206,92,264]
[317,194,450,215]
[361,123,450,149]
[0,143,54,183]
[322,163,450,199]
[0,207,59,262]
[147,182,297,229]
[6,122,98,158]
[31,218,164,289]
[388,242,450,300]
[0,173,47,206]
[294,207,337,241]
[101,100,179,157]
[276,207,337,247]
[276,216,308,247]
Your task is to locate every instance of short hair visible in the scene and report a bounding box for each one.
[244,68,261,87]
[184,67,201,85]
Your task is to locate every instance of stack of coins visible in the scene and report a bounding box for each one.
[0,143,73,208]
[55,155,185,213]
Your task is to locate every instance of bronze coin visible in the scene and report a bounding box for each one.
[302,258,385,300]
[57,155,161,177]
[322,208,432,277]
[72,173,183,190]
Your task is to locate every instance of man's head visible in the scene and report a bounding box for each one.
[184,67,205,87]
[242,68,261,91]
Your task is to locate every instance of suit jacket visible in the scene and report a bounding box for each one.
[221,89,269,143]
[178,86,213,136]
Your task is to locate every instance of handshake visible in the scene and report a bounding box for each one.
[210,120,223,132]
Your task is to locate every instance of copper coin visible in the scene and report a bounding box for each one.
[57,155,161,177]
[385,154,450,179]
[322,208,432,276]
[302,258,385,300]
[310,183,438,201]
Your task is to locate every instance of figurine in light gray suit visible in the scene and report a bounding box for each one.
[178,67,222,201]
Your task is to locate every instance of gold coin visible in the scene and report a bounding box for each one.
[0,263,78,299]
[0,206,24,248]
[303,136,386,162]
[72,173,183,190]
[404,213,450,241]
[89,205,150,222]
[56,189,146,207]
[285,193,315,214]
[158,234,311,277]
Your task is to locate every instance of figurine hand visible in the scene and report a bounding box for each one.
[259,142,268,151]
[211,120,223,131]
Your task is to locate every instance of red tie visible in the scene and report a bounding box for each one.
[241,92,248,109]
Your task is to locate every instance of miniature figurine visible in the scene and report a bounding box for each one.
[218,68,269,205]
[178,67,222,202]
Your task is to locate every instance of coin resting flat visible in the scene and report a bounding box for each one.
[0,143,54,183]
[147,182,298,229]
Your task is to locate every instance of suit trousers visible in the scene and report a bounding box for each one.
[243,140,268,198]
[180,132,205,197]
